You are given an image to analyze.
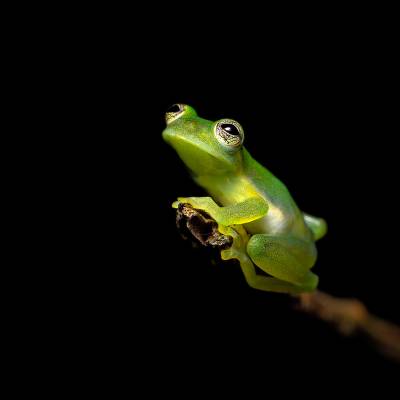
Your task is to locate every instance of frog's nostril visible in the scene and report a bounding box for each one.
[166,104,182,113]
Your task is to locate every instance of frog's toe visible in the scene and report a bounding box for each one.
[219,225,249,262]
[221,248,234,260]
[177,197,200,209]
[173,197,196,209]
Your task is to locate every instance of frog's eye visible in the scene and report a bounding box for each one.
[165,103,186,124]
[214,119,244,149]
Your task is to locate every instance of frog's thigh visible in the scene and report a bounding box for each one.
[246,234,318,290]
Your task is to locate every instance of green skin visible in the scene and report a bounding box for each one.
[163,104,327,294]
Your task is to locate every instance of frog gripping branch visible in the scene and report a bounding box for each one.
[162,104,400,362]
[163,104,327,294]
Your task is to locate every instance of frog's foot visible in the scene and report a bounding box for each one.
[219,224,250,264]
[172,197,220,222]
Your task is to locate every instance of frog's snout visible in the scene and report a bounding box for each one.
[162,126,173,144]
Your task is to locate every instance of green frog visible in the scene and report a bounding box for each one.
[163,104,327,294]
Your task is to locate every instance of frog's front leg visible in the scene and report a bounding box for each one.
[172,196,268,226]
[219,225,307,294]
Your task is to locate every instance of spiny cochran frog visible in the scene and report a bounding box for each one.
[162,104,327,294]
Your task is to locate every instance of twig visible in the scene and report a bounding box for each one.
[297,290,400,362]
[176,203,400,363]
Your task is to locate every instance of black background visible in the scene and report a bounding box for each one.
[55,18,400,390]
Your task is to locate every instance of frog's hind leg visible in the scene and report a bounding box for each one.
[303,213,327,241]
[219,225,307,294]
[239,259,308,294]
[246,234,319,292]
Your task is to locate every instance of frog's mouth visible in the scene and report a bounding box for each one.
[163,131,237,175]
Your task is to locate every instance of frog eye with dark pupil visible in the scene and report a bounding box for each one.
[165,103,187,124]
[214,119,244,149]
[221,123,240,136]
[167,104,182,113]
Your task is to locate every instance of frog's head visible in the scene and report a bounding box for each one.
[162,104,244,176]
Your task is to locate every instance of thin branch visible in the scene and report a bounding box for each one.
[297,290,400,362]
[176,203,400,363]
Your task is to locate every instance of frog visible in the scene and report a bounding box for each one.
[162,104,327,294]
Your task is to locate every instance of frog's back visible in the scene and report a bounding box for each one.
[242,149,313,240]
